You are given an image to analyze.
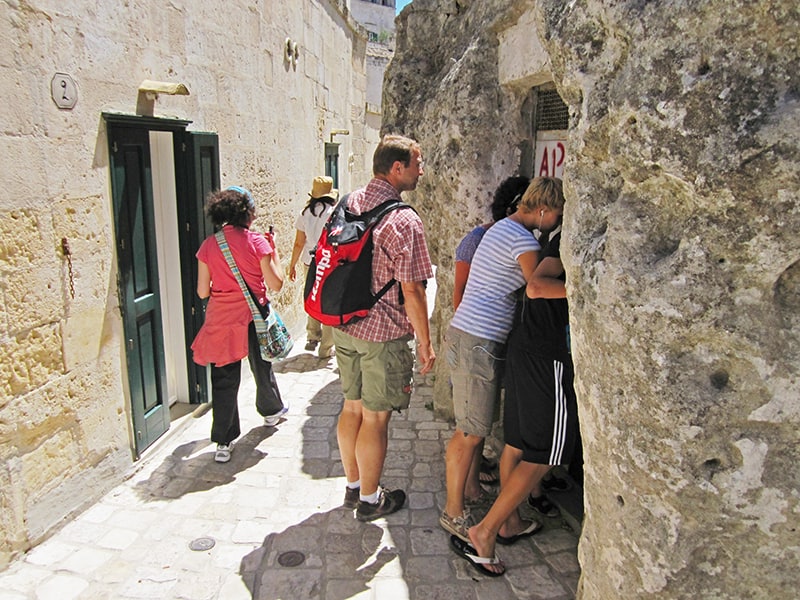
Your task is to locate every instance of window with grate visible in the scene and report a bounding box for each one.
[536,89,569,131]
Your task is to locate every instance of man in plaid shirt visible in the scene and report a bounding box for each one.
[333,134,436,521]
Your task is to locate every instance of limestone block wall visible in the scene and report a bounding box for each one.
[386,0,799,597]
[0,0,370,569]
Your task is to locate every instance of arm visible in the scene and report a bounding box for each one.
[260,253,284,292]
[517,249,540,284]
[288,229,306,283]
[401,280,436,375]
[453,260,470,310]
[527,256,566,299]
[196,260,211,299]
[261,237,285,291]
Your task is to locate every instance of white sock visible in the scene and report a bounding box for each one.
[360,490,379,504]
[347,480,360,490]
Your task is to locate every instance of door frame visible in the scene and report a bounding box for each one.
[174,130,220,405]
[104,113,213,457]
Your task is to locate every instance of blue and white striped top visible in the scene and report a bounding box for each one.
[450,218,540,343]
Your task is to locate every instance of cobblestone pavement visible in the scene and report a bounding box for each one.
[0,340,581,600]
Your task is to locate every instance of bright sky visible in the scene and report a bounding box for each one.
[396,0,412,14]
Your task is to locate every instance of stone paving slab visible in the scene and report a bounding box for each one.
[0,338,581,600]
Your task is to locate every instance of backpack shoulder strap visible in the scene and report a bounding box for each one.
[363,199,414,226]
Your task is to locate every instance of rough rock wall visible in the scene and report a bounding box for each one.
[385,0,537,418]
[386,0,799,597]
[542,1,800,597]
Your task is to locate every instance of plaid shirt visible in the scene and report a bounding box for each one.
[339,178,433,342]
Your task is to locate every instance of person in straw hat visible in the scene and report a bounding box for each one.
[288,176,338,358]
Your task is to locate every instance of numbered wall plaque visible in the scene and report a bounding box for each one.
[51,73,78,110]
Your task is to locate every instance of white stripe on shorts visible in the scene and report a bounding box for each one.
[548,360,568,465]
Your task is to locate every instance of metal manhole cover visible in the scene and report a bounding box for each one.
[278,550,306,567]
[189,537,216,551]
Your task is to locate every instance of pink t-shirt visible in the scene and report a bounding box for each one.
[191,225,274,366]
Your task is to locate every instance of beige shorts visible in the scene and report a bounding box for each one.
[446,325,506,437]
[332,329,414,412]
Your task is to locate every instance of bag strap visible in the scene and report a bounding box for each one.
[362,199,411,225]
[361,199,414,304]
[214,230,270,333]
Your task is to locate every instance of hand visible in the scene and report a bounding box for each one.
[416,341,436,375]
[264,230,276,247]
[288,265,297,282]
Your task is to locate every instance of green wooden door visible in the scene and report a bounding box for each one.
[109,126,170,455]
[175,131,220,404]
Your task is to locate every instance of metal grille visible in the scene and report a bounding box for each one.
[536,90,569,131]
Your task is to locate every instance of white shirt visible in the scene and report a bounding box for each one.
[294,201,336,265]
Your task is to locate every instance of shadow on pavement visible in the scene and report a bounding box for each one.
[133,425,276,500]
[298,379,346,481]
[272,352,336,374]
[240,508,400,599]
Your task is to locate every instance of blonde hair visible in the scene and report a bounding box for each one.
[519,177,564,212]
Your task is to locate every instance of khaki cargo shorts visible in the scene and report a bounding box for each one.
[332,329,414,413]
[446,325,506,437]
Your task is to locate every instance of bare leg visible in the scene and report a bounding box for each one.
[526,458,552,506]
[354,407,392,496]
[468,445,551,571]
[498,442,521,486]
[464,439,485,500]
[337,399,363,484]
[445,429,484,517]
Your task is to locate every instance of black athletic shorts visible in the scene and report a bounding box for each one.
[504,350,578,465]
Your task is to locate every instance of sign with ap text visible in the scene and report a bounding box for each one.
[534,131,566,179]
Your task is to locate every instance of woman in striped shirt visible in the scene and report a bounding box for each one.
[440,178,565,560]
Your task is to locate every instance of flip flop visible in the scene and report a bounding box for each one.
[449,535,505,577]
[478,469,499,485]
[495,520,543,545]
[480,455,498,471]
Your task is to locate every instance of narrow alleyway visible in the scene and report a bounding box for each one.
[0,341,581,600]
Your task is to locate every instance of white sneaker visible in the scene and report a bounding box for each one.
[215,444,232,463]
[264,407,288,427]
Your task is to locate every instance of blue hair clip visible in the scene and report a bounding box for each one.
[226,185,255,207]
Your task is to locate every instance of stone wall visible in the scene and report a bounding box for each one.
[385,0,799,597]
[0,0,371,569]
[385,0,538,419]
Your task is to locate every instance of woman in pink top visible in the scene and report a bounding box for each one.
[191,186,286,463]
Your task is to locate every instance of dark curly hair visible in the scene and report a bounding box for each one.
[490,176,530,222]
[302,195,337,217]
[205,188,255,228]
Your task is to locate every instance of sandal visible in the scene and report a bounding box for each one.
[496,520,543,545]
[439,509,473,542]
[478,469,499,485]
[541,474,573,492]
[450,535,505,577]
[479,456,499,484]
[480,455,497,470]
[527,494,559,518]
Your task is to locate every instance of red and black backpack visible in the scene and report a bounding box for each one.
[303,194,412,326]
